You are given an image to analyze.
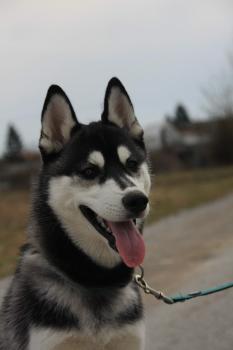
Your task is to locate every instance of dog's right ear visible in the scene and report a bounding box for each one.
[39,85,80,159]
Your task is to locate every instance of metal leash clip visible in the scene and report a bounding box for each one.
[135,266,233,305]
[134,266,174,305]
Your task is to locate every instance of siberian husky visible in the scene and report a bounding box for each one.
[0,78,151,349]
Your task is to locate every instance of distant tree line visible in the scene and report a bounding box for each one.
[167,104,191,126]
[4,125,23,161]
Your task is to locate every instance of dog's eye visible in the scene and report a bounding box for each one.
[80,166,100,180]
[126,158,139,172]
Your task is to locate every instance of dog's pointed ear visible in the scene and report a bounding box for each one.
[39,85,80,157]
[101,78,143,140]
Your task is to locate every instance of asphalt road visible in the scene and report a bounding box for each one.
[0,194,233,349]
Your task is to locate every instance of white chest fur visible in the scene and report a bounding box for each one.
[29,321,144,350]
[25,263,145,349]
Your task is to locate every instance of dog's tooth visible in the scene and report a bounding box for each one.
[96,215,111,232]
[97,216,103,224]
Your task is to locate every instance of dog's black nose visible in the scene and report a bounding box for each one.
[122,191,148,214]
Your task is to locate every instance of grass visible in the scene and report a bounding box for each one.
[148,165,233,223]
[0,191,29,277]
[0,165,233,278]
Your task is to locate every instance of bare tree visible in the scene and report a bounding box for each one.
[203,53,233,165]
[203,53,233,117]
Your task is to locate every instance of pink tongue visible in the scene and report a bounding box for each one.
[106,220,145,268]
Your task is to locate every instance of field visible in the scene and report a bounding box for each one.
[148,165,233,223]
[0,166,233,278]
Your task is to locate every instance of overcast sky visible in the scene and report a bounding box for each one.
[0,0,233,154]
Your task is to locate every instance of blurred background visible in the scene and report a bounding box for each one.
[1,1,233,349]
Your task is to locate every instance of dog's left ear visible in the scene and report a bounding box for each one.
[101,78,143,140]
[39,85,80,158]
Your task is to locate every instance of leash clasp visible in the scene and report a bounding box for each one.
[134,266,174,305]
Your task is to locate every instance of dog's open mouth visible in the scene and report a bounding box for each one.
[79,205,145,268]
[80,205,116,250]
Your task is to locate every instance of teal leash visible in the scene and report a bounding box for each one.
[171,281,233,303]
[134,265,233,305]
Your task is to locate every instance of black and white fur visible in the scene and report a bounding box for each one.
[0,78,151,350]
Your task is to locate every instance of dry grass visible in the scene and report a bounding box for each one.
[0,165,233,278]
[148,165,233,223]
[0,191,29,277]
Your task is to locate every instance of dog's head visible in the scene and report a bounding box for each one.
[39,78,151,268]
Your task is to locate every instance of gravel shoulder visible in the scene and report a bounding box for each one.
[144,193,233,350]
